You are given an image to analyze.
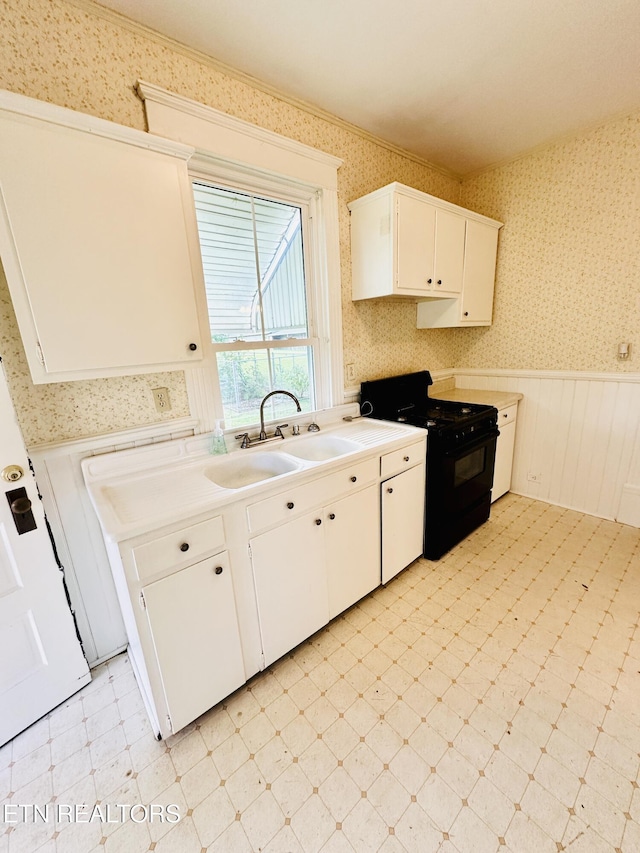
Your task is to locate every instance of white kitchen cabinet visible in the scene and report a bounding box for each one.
[349,182,500,310]
[0,90,205,383]
[325,484,380,619]
[82,420,427,738]
[249,467,380,665]
[492,403,518,501]
[350,183,466,300]
[250,513,328,667]
[142,553,245,734]
[416,218,500,328]
[380,446,426,583]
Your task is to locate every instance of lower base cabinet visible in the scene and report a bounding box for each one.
[250,514,328,667]
[325,484,380,620]
[88,430,427,739]
[250,482,381,666]
[381,464,425,583]
[142,552,245,733]
[492,403,518,501]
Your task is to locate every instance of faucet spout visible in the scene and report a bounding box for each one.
[259,390,302,440]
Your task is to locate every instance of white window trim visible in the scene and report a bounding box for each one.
[137,81,344,434]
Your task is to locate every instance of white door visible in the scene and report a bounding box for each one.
[143,553,246,734]
[396,193,436,294]
[250,513,328,667]
[325,485,380,619]
[381,464,426,584]
[0,361,90,745]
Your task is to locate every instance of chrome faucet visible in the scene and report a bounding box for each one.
[259,390,302,440]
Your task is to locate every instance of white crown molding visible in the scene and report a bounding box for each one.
[63,0,458,181]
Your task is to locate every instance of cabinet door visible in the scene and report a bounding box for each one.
[433,209,465,295]
[460,219,499,324]
[325,485,380,619]
[0,107,203,383]
[395,193,435,294]
[382,464,425,584]
[251,514,328,667]
[492,420,516,502]
[142,553,245,734]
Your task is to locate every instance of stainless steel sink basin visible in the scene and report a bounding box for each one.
[204,451,300,489]
[285,434,361,461]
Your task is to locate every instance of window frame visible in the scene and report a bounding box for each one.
[189,164,333,431]
[137,80,344,436]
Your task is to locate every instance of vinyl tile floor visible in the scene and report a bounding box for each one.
[2,494,640,852]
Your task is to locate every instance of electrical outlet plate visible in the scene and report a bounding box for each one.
[346,363,356,382]
[527,471,542,483]
[152,387,171,413]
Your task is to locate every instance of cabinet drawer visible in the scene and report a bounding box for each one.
[380,441,425,479]
[247,456,378,533]
[133,516,225,581]
[497,404,518,428]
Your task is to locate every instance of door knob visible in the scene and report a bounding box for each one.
[11,496,32,515]
[6,486,37,534]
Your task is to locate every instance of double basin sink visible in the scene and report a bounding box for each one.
[204,434,361,490]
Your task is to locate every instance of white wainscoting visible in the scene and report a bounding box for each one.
[455,370,640,526]
[29,418,198,667]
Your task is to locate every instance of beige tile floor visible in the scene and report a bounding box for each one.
[2,494,640,852]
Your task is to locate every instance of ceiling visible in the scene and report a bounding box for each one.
[96,0,640,176]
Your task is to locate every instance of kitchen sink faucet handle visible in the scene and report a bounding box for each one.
[235,432,250,449]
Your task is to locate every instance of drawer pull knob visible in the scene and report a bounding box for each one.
[404,455,410,462]
[287,501,295,509]
[189,342,198,351]
[214,566,223,575]
[387,487,394,493]
[315,518,322,526]
[180,542,190,552]
[329,513,336,520]
[503,413,508,418]
[350,476,357,482]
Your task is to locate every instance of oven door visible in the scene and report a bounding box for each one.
[438,430,499,513]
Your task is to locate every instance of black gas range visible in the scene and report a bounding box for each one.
[360,371,499,559]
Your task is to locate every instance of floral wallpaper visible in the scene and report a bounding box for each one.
[0,0,460,445]
[455,112,640,373]
[1,0,638,446]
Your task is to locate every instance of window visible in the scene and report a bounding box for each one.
[137,80,344,435]
[192,179,327,429]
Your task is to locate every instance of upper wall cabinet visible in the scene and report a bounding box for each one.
[0,91,206,384]
[348,182,502,327]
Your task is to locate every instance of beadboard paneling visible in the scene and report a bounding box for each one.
[455,371,640,524]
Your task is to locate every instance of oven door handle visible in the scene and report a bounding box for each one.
[441,428,500,459]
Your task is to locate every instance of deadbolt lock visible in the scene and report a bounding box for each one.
[2,465,24,483]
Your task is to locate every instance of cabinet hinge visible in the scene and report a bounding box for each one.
[139,590,146,610]
[36,341,45,366]
[247,543,252,560]
[166,714,172,732]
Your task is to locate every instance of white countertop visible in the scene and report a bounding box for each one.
[431,388,522,409]
[82,416,427,543]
